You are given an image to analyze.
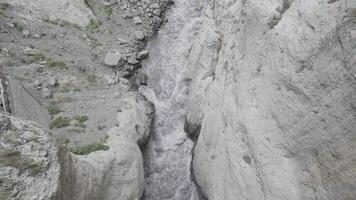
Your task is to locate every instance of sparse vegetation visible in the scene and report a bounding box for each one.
[0,148,41,175]
[103,5,113,17]
[87,19,101,32]
[49,116,71,129]
[70,143,109,155]
[49,115,88,129]
[31,53,68,69]
[47,106,61,117]
[73,115,88,123]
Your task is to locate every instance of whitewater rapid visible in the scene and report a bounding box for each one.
[139,0,206,199]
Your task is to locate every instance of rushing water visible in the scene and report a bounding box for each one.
[139,0,205,199]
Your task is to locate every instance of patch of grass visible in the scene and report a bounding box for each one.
[73,115,88,123]
[49,116,71,129]
[47,58,67,69]
[70,143,109,155]
[0,148,41,175]
[86,19,101,32]
[47,106,61,117]
[103,5,113,17]
[31,53,68,69]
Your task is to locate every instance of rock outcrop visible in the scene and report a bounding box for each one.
[0,114,61,200]
[185,0,356,199]
[0,92,154,200]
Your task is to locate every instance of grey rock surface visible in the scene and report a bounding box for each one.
[185,0,356,199]
[0,92,153,200]
[0,114,61,200]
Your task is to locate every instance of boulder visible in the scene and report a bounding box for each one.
[104,49,122,67]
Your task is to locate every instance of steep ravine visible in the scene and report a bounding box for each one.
[139,0,206,199]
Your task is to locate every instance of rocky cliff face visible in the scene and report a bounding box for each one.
[0,92,153,200]
[185,0,356,199]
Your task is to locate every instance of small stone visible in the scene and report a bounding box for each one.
[22,30,30,37]
[117,37,127,44]
[153,9,161,16]
[128,55,140,65]
[48,77,58,87]
[41,88,52,98]
[34,80,42,87]
[5,22,15,28]
[134,31,145,41]
[136,50,149,60]
[104,49,122,67]
[133,16,142,24]
[151,3,160,9]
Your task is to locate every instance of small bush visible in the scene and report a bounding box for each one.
[87,19,101,31]
[70,143,109,155]
[49,116,71,129]
[0,148,41,175]
[73,115,88,123]
[47,106,61,116]
[104,5,113,17]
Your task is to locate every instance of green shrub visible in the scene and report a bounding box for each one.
[73,115,88,123]
[70,143,109,155]
[49,116,71,129]
[104,5,113,17]
[87,19,101,31]
[47,106,61,116]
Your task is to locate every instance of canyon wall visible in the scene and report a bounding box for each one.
[185,0,356,199]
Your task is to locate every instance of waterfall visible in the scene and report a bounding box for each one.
[139,0,206,199]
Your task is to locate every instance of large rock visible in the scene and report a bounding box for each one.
[0,92,154,200]
[5,0,95,27]
[0,114,61,200]
[185,0,356,199]
[58,92,154,200]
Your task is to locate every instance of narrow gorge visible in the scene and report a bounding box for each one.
[0,0,355,200]
[139,0,205,199]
